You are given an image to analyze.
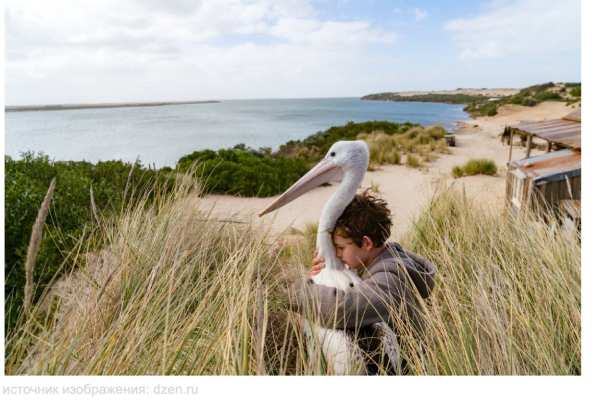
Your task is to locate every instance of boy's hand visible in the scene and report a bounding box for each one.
[310,252,325,277]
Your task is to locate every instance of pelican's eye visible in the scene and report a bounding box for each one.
[330,152,336,157]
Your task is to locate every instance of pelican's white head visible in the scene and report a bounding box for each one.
[258,140,369,217]
[323,140,369,176]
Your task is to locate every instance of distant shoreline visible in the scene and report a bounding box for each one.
[5,100,220,112]
[361,88,518,101]
[360,88,519,106]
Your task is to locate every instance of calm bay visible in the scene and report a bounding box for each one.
[5,97,468,167]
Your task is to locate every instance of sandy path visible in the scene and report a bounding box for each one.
[196,101,575,237]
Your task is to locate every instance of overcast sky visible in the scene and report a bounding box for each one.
[5,0,580,105]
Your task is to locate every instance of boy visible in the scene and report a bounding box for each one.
[290,190,436,374]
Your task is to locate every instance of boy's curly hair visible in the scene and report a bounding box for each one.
[334,189,392,247]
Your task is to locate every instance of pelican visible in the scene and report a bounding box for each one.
[259,140,399,374]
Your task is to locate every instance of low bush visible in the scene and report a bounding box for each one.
[520,97,539,107]
[362,93,489,104]
[452,159,497,178]
[4,153,174,334]
[406,154,421,168]
[570,86,581,97]
[358,126,449,169]
[534,91,561,102]
[464,101,498,117]
[451,165,464,178]
[178,121,423,196]
[358,132,403,168]
[176,147,309,197]
[277,121,417,162]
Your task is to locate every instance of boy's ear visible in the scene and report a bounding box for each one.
[361,235,375,250]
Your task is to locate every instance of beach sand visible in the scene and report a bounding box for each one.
[196,101,575,238]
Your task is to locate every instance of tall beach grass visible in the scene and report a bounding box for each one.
[452,159,498,178]
[358,126,449,170]
[5,176,580,375]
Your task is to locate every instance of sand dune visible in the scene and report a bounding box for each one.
[385,88,520,98]
[196,101,575,237]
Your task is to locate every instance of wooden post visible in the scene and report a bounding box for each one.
[508,129,514,163]
[525,178,534,212]
[525,134,533,158]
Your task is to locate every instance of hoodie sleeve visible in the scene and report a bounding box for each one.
[402,249,436,299]
[290,262,414,330]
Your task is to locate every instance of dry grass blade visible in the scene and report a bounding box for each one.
[90,185,100,225]
[253,281,267,374]
[24,178,56,314]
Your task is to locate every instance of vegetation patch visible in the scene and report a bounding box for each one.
[357,125,449,170]
[464,82,580,117]
[5,184,580,375]
[176,121,423,192]
[452,159,497,178]
[362,92,488,104]
[4,153,175,333]
[362,83,580,118]
[176,144,309,197]
[276,120,417,163]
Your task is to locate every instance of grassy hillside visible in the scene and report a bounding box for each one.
[6,177,580,375]
[362,82,581,118]
[362,92,488,104]
[464,82,581,117]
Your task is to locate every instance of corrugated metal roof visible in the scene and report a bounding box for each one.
[562,109,581,122]
[508,108,581,149]
[510,149,581,182]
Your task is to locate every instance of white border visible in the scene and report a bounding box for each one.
[2,1,596,399]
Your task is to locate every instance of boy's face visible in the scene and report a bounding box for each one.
[333,233,371,270]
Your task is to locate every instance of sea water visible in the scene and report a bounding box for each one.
[5,97,468,167]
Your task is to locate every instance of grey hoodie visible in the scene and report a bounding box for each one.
[290,242,436,333]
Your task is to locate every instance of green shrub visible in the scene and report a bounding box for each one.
[406,154,421,168]
[4,153,172,334]
[534,91,561,102]
[453,159,497,178]
[520,97,539,107]
[463,82,578,118]
[277,120,416,162]
[510,93,526,105]
[464,101,497,117]
[363,93,489,104]
[357,132,402,168]
[526,82,555,92]
[176,148,309,197]
[483,103,498,116]
[425,126,446,140]
[451,166,464,178]
[570,86,581,97]
[358,125,449,169]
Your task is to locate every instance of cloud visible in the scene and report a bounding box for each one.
[5,0,397,103]
[445,0,580,60]
[414,8,428,22]
[271,18,395,45]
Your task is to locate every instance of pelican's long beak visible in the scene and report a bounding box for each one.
[258,159,342,217]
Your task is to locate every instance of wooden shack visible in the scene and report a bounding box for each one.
[506,149,580,213]
[504,109,581,217]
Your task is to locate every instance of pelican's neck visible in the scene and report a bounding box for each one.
[317,167,364,268]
